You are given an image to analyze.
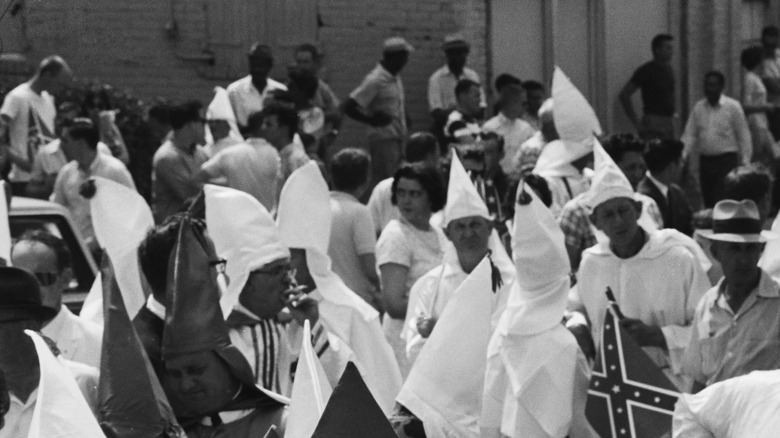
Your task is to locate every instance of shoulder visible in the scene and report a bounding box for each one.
[463,66,481,82]
[378,219,405,240]
[411,265,445,291]
[428,66,448,81]
[267,78,288,91]
[227,75,251,92]
[153,141,175,160]
[482,115,501,130]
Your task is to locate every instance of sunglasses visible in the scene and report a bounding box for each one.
[34,272,59,287]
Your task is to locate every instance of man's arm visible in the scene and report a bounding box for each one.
[733,104,753,165]
[343,98,390,127]
[619,80,642,133]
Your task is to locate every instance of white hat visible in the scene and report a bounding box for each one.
[26,330,106,438]
[585,139,635,211]
[700,199,777,243]
[205,184,290,318]
[84,177,154,323]
[206,86,237,123]
[552,66,602,144]
[285,320,333,438]
[443,151,491,226]
[396,257,495,437]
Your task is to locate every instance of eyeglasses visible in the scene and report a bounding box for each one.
[34,272,59,287]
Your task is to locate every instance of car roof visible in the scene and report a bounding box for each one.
[9,196,72,216]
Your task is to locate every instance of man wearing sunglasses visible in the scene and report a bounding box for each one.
[10,229,102,369]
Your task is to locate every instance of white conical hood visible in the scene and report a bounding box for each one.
[81,177,154,324]
[396,257,495,437]
[443,152,491,226]
[285,320,333,438]
[205,184,290,318]
[206,87,236,122]
[26,330,106,438]
[585,139,635,211]
[552,66,602,144]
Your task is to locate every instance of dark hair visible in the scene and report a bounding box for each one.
[330,148,371,192]
[248,43,274,61]
[288,68,320,100]
[295,43,321,62]
[138,213,203,299]
[390,163,447,212]
[741,46,764,71]
[524,174,552,207]
[246,110,265,136]
[261,102,299,139]
[601,133,646,164]
[64,118,100,149]
[455,79,480,99]
[644,138,684,174]
[705,70,725,86]
[499,84,525,106]
[38,55,68,77]
[521,80,544,93]
[724,164,774,207]
[13,229,72,272]
[494,73,522,92]
[651,34,674,52]
[147,103,170,125]
[762,25,779,40]
[167,100,203,130]
[405,132,438,163]
[0,369,8,429]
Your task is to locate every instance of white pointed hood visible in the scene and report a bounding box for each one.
[81,177,154,324]
[285,320,333,438]
[444,152,491,226]
[396,257,495,437]
[585,140,635,212]
[205,184,290,318]
[26,330,106,438]
[205,86,243,144]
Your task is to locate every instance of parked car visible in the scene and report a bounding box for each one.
[9,196,97,314]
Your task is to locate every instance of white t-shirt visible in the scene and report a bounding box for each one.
[226,75,287,127]
[0,82,56,182]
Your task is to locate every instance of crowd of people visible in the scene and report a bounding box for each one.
[0,25,779,438]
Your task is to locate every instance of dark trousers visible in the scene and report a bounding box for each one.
[700,152,738,208]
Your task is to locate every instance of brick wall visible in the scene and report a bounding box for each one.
[10,0,488,152]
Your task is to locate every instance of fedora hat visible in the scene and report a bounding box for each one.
[0,267,58,323]
[700,199,777,243]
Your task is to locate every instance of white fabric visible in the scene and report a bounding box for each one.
[541,168,591,219]
[79,273,103,326]
[285,320,333,438]
[574,230,711,390]
[42,305,103,368]
[25,330,105,438]
[367,177,399,235]
[427,65,486,111]
[87,177,152,322]
[226,75,287,127]
[585,139,635,211]
[0,82,56,182]
[207,86,237,123]
[533,139,592,176]
[552,66,602,143]
[673,370,780,438]
[205,184,290,318]
[482,113,536,177]
[443,152,491,225]
[276,162,403,414]
[759,213,780,277]
[0,390,36,438]
[0,180,10,262]
[30,140,111,185]
[397,258,495,437]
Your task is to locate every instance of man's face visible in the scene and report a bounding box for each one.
[260,114,284,144]
[445,48,469,72]
[461,86,482,115]
[238,258,294,319]
[502,93,527,119]
[12,241,69,311]
[763,34,779,50]
[294,51,317,75]
[591,198,642,248]
[248,55,273,83]
[445,216,493,256]
[185,116,207,146]
[59,129,83,162]
[653,41,674,63]
[711,241,765,285]
[383,51,410,74]
[165,350,239,416]
[617,151,647,190]
[704,76,724,104]
[525,89,545,116]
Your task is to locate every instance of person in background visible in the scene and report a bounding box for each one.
[328,148,382,310]
[81,85,130,165]
[482,84,535,179]
[516,98,557,177]
[742,45,779,174]
[293,43,341,133]
[758,25,780,139]
[227,43,287,134]
[260,101,308,185]
[521,80,545,130]
[638,138,693,235]
[376,162,446,377]
[443,79,483,146]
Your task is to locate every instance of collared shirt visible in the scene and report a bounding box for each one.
[758,48,780,102]
[145,294,166,319]
[201,138,281,213]
[682,270,780,387]
[151,140,209,223]
[278,141,310,183]
[226,75,287,127]
[30,139,112,184]
[744,70,770,130]
[681,95,752,163]
[41,305,103,368]
[515,131,547,176]
[427,65,486,111]
[367,177,398,235]
[482,112,536,177]
[645,171,669,199]
[313,79,340,114]
[51,152,136,244]
[0,82,56,182]
[0,389,37,438]
[521,113,540,131]
[350,63,407,141]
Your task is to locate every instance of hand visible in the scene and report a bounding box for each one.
[285,287,319,326]
[370,111,393,127]
[417,317,437,338]
[620,318,667,349]
[567,324,595,360]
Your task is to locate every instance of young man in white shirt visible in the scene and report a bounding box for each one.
[226,43,287,133]
[482,84,536,179]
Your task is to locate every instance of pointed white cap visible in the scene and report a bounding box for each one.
[285,320,333,438]
[500,187,570,336]
[0,180,10,263]
[26,330,106,438]
[277,161,331,254]
[585,139,635,211]
[88,177,154,321]
[206,86,237,122]
[205,184,290,318]
[552,66,602,144]
[443,152,491,226]
[396,257,494,437]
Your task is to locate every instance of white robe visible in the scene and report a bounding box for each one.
[42,305,103,368]
[673,370,780,438]
[574,229,711,390]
